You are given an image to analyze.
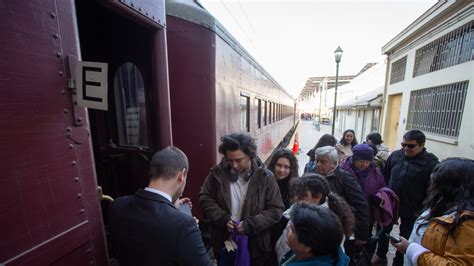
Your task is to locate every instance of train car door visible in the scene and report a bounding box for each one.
[1,1,109,265]
[74,0,171,213]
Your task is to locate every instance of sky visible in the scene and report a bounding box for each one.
[199,0,438,97]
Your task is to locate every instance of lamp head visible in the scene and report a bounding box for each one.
[334,46,343,63]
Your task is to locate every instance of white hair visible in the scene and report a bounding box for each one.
[315,146,339,163]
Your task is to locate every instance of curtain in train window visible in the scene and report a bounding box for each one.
[114,62,149,147]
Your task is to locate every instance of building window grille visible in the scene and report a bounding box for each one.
[407,81,468,138]
[413,21,474,77]
[389,56,407,84]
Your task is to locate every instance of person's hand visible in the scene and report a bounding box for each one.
[354,239,367,246]
[173,197,192,209]
[226,220,234,232]
[236,222,245,235]
[391,236,409,254]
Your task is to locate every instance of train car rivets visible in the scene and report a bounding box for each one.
[74,177,79,182]
[69,144,74,149]
[53,34,59,39]
[66,127,72,132]
[49,12,56,18]
[56,52,61,58]
[58,71,64,77]
[77,117,83,123]
[64,109,69,114]
[80,209,85,214]
[72,160,77,166]
[77,193,82,199]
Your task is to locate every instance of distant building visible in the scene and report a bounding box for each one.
[381,0,474,159]
[333,60,386,140]
[297,72,360,121]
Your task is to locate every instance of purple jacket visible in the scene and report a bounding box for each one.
[372,187,399,227]
[341,157,385,200]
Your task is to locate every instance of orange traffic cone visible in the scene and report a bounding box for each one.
[292,133,299,155]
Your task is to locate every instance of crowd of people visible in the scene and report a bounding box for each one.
[107,128,474,266]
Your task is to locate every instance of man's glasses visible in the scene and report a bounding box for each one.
[401,143,417,149]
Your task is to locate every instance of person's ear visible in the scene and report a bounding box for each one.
[302,245,312,254]
[177,168,186,183]
[315,193,323,204]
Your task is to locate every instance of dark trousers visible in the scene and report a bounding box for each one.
[376,216,417,266]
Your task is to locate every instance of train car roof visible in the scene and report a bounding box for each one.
[166,0,293,99]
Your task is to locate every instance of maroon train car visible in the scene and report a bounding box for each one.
[1,0,295,264]
[166,0,296,218]
[0,0,169,264]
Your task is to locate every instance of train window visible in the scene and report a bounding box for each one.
[263,101,268,126]
[240,95,250,132]
[255,98,261,129]
[268,102,272,124]
[113,62,149,147]
[273,102,277,122]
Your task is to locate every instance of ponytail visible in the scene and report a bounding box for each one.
[327,193,355,237]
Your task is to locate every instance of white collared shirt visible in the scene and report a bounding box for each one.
[144,187,172,203]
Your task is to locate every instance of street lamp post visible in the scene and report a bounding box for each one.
[332,46,343,135]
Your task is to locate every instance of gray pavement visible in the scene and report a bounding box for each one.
[291,120,399,265]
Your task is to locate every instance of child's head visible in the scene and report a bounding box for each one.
[293,175,329,205]
[294,174,355,237]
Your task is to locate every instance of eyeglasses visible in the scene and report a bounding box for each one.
[401,143,417,149]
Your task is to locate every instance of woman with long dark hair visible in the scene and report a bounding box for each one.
[337,129,358,161]
[268,149,299,265]
[268,148,299,209]
[392,158,474,265]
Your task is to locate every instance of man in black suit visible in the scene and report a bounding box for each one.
[108,146,212,266]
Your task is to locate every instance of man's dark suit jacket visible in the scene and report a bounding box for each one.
[108,189,211,266]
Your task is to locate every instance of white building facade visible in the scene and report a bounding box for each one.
[381,0,474,159]
[334,61,385,141]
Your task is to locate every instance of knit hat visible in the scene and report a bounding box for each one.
[352,144,374,161]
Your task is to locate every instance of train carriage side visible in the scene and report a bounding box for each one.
[0,1,111,264]
[166,0,295,219]
[1,0,170,264]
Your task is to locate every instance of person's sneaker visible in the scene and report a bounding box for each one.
[371,254,388,266]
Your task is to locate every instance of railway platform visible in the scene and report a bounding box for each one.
[289,119,399,265]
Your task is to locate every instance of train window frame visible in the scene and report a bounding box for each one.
[268,101,272,124]
[263,101,268,126]
[255,98,262,129]
[273,103,278,122]
[240,94,250,132]
[113,62,150,148]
